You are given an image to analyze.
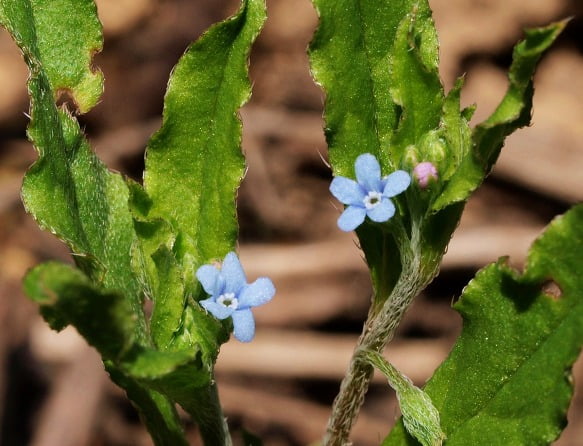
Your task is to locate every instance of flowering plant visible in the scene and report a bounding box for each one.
[1,0,582,445]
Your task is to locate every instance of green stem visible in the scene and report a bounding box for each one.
[177,381,232,446]
[106,365,190,446]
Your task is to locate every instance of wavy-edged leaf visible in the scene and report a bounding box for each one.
[143,0,266,271]
[0,0,103,112]
[24,262,136,361]
[384,204,583,445]
[432,20,566,211]
[0,0,147,340]
[309,0,441,175]
[389,4,443,154]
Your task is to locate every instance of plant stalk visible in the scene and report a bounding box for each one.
[323,230,430,446]
[182,380,233,446]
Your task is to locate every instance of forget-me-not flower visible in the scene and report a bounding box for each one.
[196,252,275,342]
[329,153,411,232]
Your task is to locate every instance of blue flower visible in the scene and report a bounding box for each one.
[329,153,411,232]
[196,252,275,342]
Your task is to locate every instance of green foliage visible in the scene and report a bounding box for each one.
[309,0,564,305]
[361,350,444,446]
[25,262,136,360]
[1,0,266,444]
[143,0,265,270]
[384,204,583,445]
[432,20,567,211]
[310,1,568,444]
[0,0,147,341]
[0,0,103,112]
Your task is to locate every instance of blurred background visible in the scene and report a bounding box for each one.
[0,0,582,445]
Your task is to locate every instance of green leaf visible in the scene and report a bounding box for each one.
[106,366,189,446]
[310,0,438,175]
[0,0,147,341]
[389,4,443,155]
[384,204,583,445]
[0,0,103,112]
[143,0,266,270]
[150,246,187,350]
[432,20,566,211]
[361,350,444,446]
[24,262,136,361]
[120,345,229,445]
[0,4,192,443]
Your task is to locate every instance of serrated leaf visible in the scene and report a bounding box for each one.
[143,0,266,270]
[384,204,583,445]
[432,20,566,211]
[362,350,444,446]
[0,0,103,112]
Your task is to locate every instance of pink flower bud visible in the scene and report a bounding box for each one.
[413,162,438,189]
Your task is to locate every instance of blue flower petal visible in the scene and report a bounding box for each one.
[232,309,255,342]
[330,176,365,205]
[367,197,395,222]
[239,277,276,308]
[355,154,382,192]
[337,205,367,232]
[200,298,234,320]
[221,252,247,293]
[196,265,220,295]
[383,170,411,197]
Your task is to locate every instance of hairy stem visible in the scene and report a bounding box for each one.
[323,227,431,446]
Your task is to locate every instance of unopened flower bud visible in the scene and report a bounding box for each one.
[413,162,438,189]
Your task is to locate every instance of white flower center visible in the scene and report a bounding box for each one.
[363,191,382,210]
[217,293,239,310]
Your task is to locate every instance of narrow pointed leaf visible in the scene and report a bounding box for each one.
[143,0,266,269]
[150,246,186,350]
[0,0,147,340]
[389,4,443,153]
[384,204,583,445]
[432,20,566,211]
[362,350,444,446]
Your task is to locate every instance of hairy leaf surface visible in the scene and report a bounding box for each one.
[0,0,146,341]
[384,204,583,445]
[143,0,266,272]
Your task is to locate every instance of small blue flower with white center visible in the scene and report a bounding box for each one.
[196,252,275,342]
[330,153,411,232]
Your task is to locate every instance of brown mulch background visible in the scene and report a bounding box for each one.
[0,0,582,445]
